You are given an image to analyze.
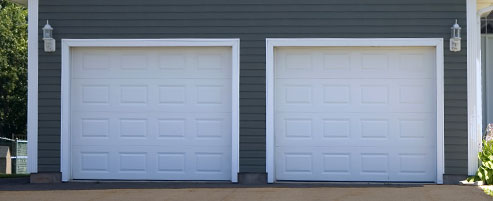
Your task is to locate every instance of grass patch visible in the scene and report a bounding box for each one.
[0,174,29,178]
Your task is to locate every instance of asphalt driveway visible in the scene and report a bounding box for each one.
[0,181,491,201]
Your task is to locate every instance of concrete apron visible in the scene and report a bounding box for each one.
[0,184,491,201]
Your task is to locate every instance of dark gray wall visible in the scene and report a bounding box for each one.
[38,0,468,174]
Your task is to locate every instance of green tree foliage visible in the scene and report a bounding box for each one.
[0,1,27,138]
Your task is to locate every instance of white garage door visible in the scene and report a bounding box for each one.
[275,47,437,182]
[70,47,232,180]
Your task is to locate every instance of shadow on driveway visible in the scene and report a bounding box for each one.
[0,178,431,191]
[1,179,491,201]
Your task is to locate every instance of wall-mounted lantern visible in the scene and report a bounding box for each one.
[42,20,55,52]
[450,19,462,52]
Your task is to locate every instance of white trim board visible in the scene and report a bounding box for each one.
[467,0,484,176]
[27,0,38,174]
[265,38,445,184]
[61,39,240,182]
[482,35,493,127]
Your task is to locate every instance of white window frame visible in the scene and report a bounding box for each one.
[265,38,445,184]
[60,39,240,182]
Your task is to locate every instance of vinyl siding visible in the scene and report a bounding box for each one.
[38,0,468,174]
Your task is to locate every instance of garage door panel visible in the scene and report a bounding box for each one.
[275,79,435,113]
[71,112,231,146]
[275,147,383,181]
[70,47,232,180]
[275,47,435,80]
[275,112,435,147]
[192,79,232,111]
[389,151,436,182]
[71,79,232,113]
[274,46,436,182]
[276,146,435,181]
[72,47,231,79]
[72,146,120,180]
[72,145,231,180]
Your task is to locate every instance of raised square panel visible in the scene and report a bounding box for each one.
[80,152,109,172]
[399,154,427,173]
[323,154,350,173]
[285,86,311,104]
[323,54,350,70]
[361,120,388,139]
[285,119,312,138]
[82,85,109,104]
[323,85,350,104]
[323,119,350,138]
[120,119,147,138]
[82,54,110,70]
[285,153,312,173]
[119,153,147,172]
[362,54,388,70]
[81,119,109,138]
[158,119,186,138]
[399,54,425,73]
[196,153,223,172]
[197,54,224,69]
[159,54,186,69]
[399,85,427,104]
[120,86,148,104]
[361,85,388,104]
[361,153,388,173]
[121,54,148,69]
[159,86,186,104]
[285,54,312,70]
[196,119,223,138]
[399,120,426,139]
[196,85,223,104]
[157,153,185,172]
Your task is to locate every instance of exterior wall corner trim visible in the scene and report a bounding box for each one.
[27,0,39,174]
[467,0,483,176]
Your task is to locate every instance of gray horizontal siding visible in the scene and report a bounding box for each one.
[38,0,468,174]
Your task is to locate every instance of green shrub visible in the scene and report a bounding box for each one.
[469,140,493,184]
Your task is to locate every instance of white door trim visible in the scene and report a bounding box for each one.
[27,0,38,173]
[61,39,240,182]
[265,38,445,184]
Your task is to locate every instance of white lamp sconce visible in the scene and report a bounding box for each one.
[450,19,462,52]
[42,20,55,52]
